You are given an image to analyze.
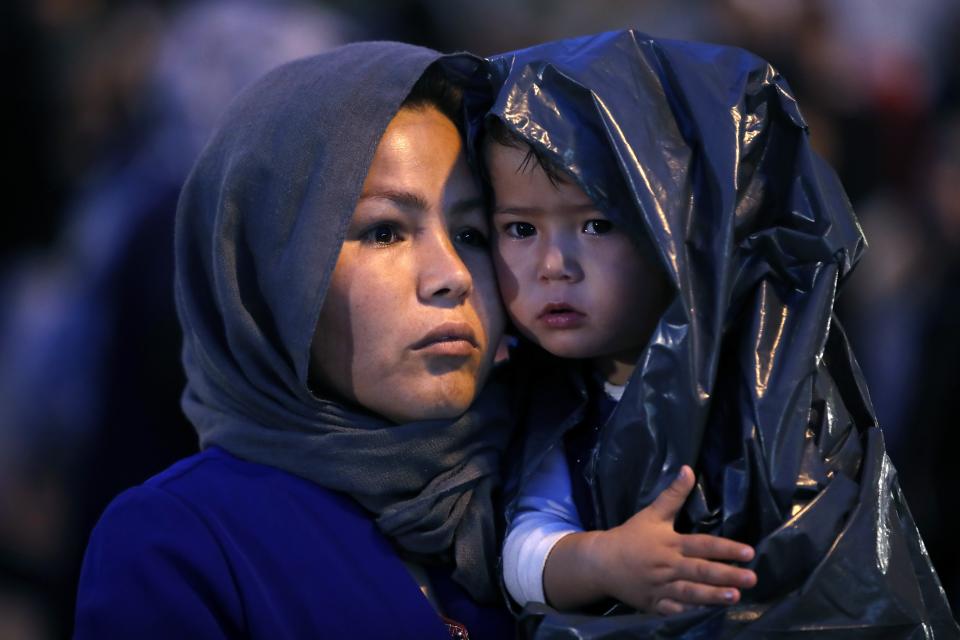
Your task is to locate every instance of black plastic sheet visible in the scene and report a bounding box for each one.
[462,30,959,638]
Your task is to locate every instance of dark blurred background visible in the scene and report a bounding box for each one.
[1,0,958,637]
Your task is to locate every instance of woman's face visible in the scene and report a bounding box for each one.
[311,106,504,423]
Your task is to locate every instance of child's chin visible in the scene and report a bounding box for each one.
[535,334,599,361]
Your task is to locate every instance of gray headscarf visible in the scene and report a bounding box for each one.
[174,41,512,603]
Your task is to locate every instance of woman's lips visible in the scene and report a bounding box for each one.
[410,322,479,357]
[537,303,586,329]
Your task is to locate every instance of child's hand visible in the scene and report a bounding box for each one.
[542,466,756,614]
[595,465,756,613]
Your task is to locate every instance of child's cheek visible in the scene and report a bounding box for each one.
[491,242,533,331]
[492,243,520,307]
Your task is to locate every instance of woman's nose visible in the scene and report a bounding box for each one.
[417,232,473,303]
[537,237,583,282]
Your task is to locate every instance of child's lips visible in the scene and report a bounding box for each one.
[537,303,587,329]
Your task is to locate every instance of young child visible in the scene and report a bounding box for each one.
[484,118,757,615]
[469,30,956,639]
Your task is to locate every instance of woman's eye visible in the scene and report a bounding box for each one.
[583,219,613,235]
[504,222,537,239]
[454,226,489,248]
[362,223,401,245]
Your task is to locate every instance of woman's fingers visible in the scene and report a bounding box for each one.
[648,465,695,521]
[660,579,741,606]
[681,533,754,563]
[675,557,757,588]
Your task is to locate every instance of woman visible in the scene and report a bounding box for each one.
[74,42,515,639]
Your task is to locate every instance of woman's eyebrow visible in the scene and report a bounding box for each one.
[358,191,484,218]
[358,189,430,211]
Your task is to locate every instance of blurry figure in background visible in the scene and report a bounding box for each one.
[0,1,355,637]
[0,0,63,259]
[707,0,949,201]
[842,113,960,614]
[895,113,960,612]
[420,0,707,55]
[839,191,931,456]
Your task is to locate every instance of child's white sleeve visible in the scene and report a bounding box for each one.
[502,443,585,606]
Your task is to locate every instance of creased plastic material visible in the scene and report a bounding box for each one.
[463,30,959,638]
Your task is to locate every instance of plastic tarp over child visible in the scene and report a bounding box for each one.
[463,30,959,638]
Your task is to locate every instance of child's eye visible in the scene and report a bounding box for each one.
[504,222,537,239]
[361,223,403,246]
[583,219,613,235]
[454,226,489,248]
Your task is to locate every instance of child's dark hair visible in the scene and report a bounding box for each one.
[483,115,661,264]
[482,117,570,186]
[401,63,463,126]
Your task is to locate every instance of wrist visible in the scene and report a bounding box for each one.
[543,530,610,608]
[576,529,615,599]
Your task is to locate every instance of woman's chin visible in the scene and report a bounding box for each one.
[375,378,480,424]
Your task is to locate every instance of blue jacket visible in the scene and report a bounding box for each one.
[74,447,514,639]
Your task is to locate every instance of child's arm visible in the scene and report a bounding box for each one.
[502,444,584,605]
[543,466,757,614]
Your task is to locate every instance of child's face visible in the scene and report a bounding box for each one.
[487,142,671,371]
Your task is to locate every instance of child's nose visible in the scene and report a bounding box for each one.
[537,240,583,282]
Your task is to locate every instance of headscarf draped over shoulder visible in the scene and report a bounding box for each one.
[174,42,512,602]
[467,30,958,636]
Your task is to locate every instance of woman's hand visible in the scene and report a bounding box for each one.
[542,466,756,613]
